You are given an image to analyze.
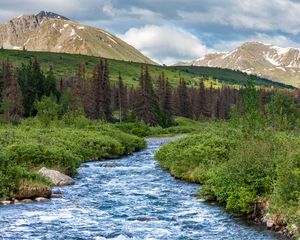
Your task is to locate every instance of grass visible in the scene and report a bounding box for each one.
[114,117,202,137]
[155,120,300,237]
[0,117,146,200]
[0,49,291,88]
[171,66,294,89]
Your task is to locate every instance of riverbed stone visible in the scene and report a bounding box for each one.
[137,217,159,222]
[13,199,20,204]
[0,200,11,205]
[102,162,118,168]
[35,197,49,202]
[266,219,275,229]
[15,183,52,200]
[21,199,33,204]
[38,167,75,186]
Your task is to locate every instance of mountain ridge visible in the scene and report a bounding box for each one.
[176,41,300,87]
[0,11,156,64]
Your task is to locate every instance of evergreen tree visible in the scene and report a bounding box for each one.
[1,60,23,122]
[176,79,192,118]
[196,81,210,118]
[117,72,128,122]
[102,59,112,121]
[45,65,59,98]
[91,62,102,119]
[134,66,157,125]
[90,59,111,121]
[72,62,85,111]
[18,57,49,116]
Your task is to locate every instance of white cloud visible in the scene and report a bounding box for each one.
[213,33,300,52]
[178,0,300,34]
[119,25,212,65]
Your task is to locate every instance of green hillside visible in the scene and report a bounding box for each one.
[0,49,292,88]
[170,66,294,89]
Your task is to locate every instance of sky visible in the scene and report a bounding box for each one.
[1,0,300,64]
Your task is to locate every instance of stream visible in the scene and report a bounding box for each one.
[0,138,286,239]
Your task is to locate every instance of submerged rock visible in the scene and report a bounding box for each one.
[137,217,159,222]
[51,189,63,198]
[15,183,51,200]
[38,167,75,186]
[102,162,118,168]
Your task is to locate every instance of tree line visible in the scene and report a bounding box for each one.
[0,57,296,126]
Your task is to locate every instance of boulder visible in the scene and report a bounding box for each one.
[21,199,33,204]
[102,162,118,168]
[15,183,51,200]
[0,200,11,206]
[13,199,20,204]
[38,167,75,186]
[266,219,275,229]
[35,197,49,202]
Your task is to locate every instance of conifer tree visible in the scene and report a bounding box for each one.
[91,62,102,119]
[72,62,85,111]
[196,81,210,118]
[134,66,157,125]
[2,60,23,122]
[90,59,112,120]
[117,72,128,122]
[176,79,192,118]
[45,65,59,98]
[102,59,112,121]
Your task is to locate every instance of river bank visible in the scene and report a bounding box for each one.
[0,138,285,240]
[0,119,146,202]
[155,122,300,239]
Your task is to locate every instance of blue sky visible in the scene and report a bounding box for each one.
[1,0,300,64]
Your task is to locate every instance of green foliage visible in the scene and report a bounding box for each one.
[155,120,300,232]
[266,93,300,130]
[0,118,146,198]
[156,123,239,182]
[0,150,50,199]
[34,96,61,127]
[114,117,201,137]
[170,66,292,88]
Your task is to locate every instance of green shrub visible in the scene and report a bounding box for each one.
[5,143,81,175]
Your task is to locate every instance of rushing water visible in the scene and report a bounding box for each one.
[0,138,286,240]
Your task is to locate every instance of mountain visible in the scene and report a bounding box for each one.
[0,11,156,64]
[177,42,300,87]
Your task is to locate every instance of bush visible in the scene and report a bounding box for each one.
[34,96,61,127]
[0,119,146,199]
[5,143,81,175]
[155,120,300,234]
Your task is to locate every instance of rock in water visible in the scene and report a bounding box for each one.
[137,217,159,222]
[0,201,11,206]
[102,162,118,168]
[21,199,33,204]
[35,197,49,202]
[38,167,75,186]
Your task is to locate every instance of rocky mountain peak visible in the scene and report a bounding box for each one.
[35,11,69,21]
[0,11,155,64]
[176,41,300,87]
